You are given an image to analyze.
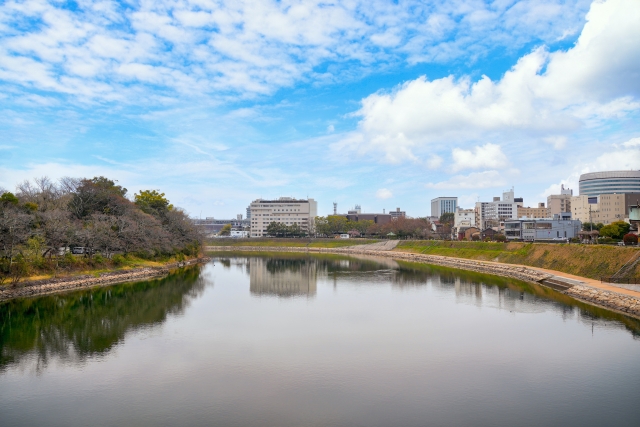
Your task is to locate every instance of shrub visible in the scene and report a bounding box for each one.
[112,254,126,266]
[92,254,105,264]
[494,234,507,242]
[623,233,638,246]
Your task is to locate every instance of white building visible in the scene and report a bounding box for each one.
[475,188,522,229]
[504,215,581,241]
[431,197,457,218]
[249,197,318,237]
[454,208,476,228]
[230,229,249,238]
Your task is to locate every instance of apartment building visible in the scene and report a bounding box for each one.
[517,203,549,219]
[249,197,318,237]
[597,193,640,225]
[547,185,573,216]
[571,195,600,224]
[454,208,476,228]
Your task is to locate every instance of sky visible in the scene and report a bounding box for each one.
[1,0,639,218]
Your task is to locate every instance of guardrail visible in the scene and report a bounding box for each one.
[601,277,640,284]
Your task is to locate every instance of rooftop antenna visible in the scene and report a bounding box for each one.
[333,202,337,215]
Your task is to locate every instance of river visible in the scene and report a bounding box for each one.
[1,253,639,426]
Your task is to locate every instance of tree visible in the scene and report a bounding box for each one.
[219,224,232,236]
[599,221,631,240]
[134,190,173,217]
[582,222,604,231]
[0,192,19,206]
[623,233,638,246]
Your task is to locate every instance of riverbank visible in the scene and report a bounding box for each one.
[206,245,640,319]
[0,257,210,302]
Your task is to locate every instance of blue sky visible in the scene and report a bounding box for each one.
[1,0,639,218]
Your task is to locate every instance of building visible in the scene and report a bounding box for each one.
[547,185,573,216]
[192,217,250,236]
[249,197,318,237]
[431,197,457,218]
[517,203,549,219]
[571,195,600,224]
[246,205,251,220]
[454,208,475,228]
[230,229,249,238]
[597,193,640,225]
[579,170,640,196]
[347,205,362,214]
[344,213,392,224]
[504,215,581,241]
[389,207,406,219]
[475,188,522,230]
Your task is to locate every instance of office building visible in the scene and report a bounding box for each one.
[475,188,521,229]
[249,197,317,237]
[454,208,476,228]
[579,171,640,196]
[547,185,573,216]
[571,195,600,224]
[390,207,406,219]
[431,197,457,218]
[597,193,640,225]
[504,215,581,241]
[517,203,549,219]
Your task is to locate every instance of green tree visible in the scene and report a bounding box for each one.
[134,190,173,216]
[599,221,631,240]
[0,192,19,206]
[439,212,454,226]
[219,224,232,236]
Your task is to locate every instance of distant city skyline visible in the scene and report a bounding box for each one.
[1,0,639,218]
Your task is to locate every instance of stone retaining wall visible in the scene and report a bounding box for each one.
[0,257,210,302]
[566,285,640,317]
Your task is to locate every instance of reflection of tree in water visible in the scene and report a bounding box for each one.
[0,267,206,372]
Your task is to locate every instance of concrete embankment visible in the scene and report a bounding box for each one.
[0,257,210,302]
[207,246,640,319]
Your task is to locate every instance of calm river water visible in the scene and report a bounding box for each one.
[1,254,640,427]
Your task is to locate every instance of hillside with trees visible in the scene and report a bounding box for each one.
[0,177,202,285]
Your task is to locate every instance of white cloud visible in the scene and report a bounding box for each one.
[451,143,508,172]
[426,154,443,169]
[376,188,393,199]
[0,0,594,103]
[335,0,640,163]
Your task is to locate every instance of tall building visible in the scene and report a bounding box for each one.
[431,197,457,218]
[246,205,251,220]
[249,197,318,237]
[475,188,521,229]
[579,171,640,196]
[547,185,573,216]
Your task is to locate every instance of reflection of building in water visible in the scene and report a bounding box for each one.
[249,258,317,297]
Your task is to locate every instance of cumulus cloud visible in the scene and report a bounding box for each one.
[335,0,640,163]
[451,143,508,172]
[0,0,593,103]
[376,188,393,199]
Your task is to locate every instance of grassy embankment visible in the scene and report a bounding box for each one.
[395,241,640,280]
[13,253,199,284]
[206,238,379,248]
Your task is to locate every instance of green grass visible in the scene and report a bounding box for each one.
[395,240,640,280]
[205,238,379,248]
